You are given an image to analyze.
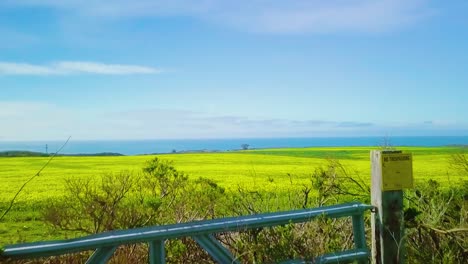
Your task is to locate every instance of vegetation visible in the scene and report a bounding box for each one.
[451,153,468,174]
[0,151,50,157]
[0,151,125,158]
[405,180,467,263]
[0,146,466,263]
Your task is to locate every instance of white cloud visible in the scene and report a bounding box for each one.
[0,62,56,75]
[3,0,433,34]
[0,61,162,75]
[55,61,161,74]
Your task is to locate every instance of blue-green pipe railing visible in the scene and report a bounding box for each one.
[1,202,373,263]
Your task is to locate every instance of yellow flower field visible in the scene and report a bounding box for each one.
[0,146,464,244]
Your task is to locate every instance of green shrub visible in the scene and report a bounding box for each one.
[38,157,467,263]
[405,179,468,263]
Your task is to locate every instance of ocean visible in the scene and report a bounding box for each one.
[0,136,467,155]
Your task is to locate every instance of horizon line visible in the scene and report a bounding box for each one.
[1,135,468,143]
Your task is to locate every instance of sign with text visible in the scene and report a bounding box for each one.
[381,152,413,191]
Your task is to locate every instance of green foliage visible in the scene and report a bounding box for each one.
[142,157,188,198]
[222,160,368,263]
[36,159,366,263]
[39,158,229,263]
[0,151,49,157]
[0,151,124,157]
[43,171,158,234]
[450,152,468,175]
[309,160,369,207]
[42,158,195,234]
[405,179,468,263]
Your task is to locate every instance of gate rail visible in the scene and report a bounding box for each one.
[1,202,373,263]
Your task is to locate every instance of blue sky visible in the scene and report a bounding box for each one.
[1,0,467,140]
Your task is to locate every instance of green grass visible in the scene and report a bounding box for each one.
[0,146,465,244]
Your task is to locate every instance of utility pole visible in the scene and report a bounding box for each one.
[45,144,48,154]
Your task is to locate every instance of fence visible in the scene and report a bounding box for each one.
[1,202,373,264]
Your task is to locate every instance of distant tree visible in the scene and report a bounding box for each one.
[241,144,250,150]
[172,149,177,153]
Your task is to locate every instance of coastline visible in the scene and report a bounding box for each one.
[1,136,467,156]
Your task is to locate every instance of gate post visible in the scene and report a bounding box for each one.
[370,150,413,264]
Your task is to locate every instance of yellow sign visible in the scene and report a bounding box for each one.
[381,153,413,191]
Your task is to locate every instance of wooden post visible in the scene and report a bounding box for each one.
[371,150,412,264]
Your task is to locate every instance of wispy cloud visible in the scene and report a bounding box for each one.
[0,61,162,75]
[337,121,374,128]
[55,61,161,74]
[2,102,466,141]
[214,0,432,34]
[0,62,56,75]
[3,0,433,34]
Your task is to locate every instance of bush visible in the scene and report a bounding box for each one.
[39,157,468,263]
[405,179,468,263]
[42,158,227,263]
[43,170,160,234]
